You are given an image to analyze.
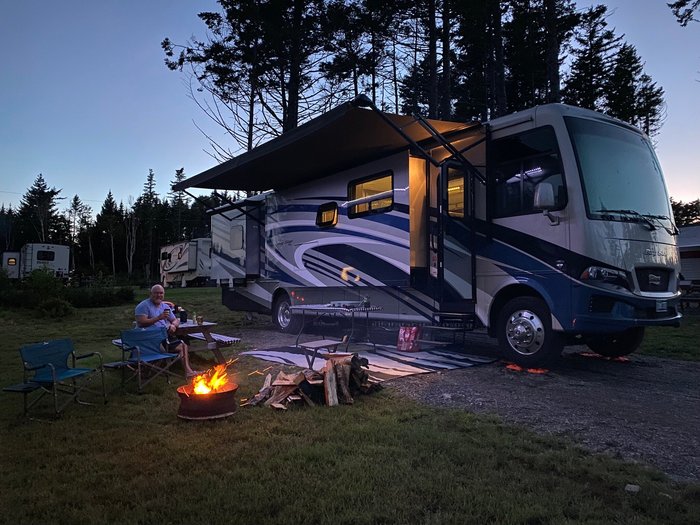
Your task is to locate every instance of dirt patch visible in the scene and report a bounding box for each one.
[235,324,700,483]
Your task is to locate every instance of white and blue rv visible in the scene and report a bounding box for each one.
[175,97,681,366]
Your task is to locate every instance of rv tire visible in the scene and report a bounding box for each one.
[585,327,645,358]
[272,294,301,333]
[497,297,563,367]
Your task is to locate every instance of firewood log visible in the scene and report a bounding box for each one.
[322,360,338,407]
[335,362,354,404]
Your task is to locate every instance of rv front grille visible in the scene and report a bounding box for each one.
[636,268,671,292]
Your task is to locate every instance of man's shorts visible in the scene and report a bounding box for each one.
[162,337,183,352]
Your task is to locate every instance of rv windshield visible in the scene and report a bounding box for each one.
[565,116,672,222]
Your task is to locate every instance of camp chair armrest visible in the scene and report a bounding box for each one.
[75,351,104,366]
[23,362,53,372]
[23,362,57,383]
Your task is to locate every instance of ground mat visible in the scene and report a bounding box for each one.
[241,345,496,381]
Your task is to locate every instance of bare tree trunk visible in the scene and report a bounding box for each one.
[544,0,560,102]
[88,232,95,271]
[492,0,507,116]
[392,39,399,112]
[427,0,439,118]
[124,212,138,278]
[285,0,303,131]
[440,0,452,119]
[110,233,116,276]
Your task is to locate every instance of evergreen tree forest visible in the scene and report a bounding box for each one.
[162,0,667,157]
[0,173,238,283]
[2,1,698,284]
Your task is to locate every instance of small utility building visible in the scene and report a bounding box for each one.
[679,224,700,282]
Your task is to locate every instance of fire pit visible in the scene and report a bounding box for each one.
[176,364,239,420]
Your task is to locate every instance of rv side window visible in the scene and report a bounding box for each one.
[230,225,244,250]
[36,250,55,262]
[347,171,393,218]
[491,126,566,218]
[316,202,338,227]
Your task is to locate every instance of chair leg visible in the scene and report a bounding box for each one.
[100,367,107,404]
[52,383,60,417]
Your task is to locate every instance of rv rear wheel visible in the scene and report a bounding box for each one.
[586,327,645,358]
[272,294,301,333]
[497,297,563,367]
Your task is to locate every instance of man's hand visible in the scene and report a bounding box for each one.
[159,310,170,321]
[167,322,177,334]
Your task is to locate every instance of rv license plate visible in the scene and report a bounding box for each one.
[656,300,667,313]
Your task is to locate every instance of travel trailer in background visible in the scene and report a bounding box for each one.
[159,238,212,287]
[1,243,70,279]
[174,96,682,366]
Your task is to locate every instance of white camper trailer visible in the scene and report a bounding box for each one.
[175,98,682,366]
[1,243,70,279]
[159,238,212,287]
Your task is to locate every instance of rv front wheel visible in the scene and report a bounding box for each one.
[497,297,563,367]
[272,294,301,333]
[585,327,644,358]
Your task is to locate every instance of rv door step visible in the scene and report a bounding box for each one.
[432,312,476,329]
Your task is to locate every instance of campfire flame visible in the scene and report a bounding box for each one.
[191,364,230,395]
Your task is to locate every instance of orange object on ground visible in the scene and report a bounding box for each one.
[504,362,549,374]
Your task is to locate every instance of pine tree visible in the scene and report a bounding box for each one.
[668,0,700,26]
[605,43,642,123]
[16,174,69,245]
[561,5,621,111]
[635,73,666,137]
[94,192,123,276]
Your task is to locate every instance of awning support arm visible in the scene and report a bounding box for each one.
[351,95,441,167]
[412,113,486,185]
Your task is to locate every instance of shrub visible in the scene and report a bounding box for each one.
[62,286,135,308]
[116,286,135,302]
[20,269,64,307]
[36,297,74,319]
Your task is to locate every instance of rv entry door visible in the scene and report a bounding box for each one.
[434,163,475,311]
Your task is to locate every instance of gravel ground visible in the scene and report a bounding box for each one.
[237,325,700,484]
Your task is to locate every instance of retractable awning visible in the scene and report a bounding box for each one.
[173,99,479,192]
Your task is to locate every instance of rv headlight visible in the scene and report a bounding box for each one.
[580,266,631,290]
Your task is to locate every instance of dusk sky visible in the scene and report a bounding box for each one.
[1,0,698,215]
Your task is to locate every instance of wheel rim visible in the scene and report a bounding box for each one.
[505,309,545,356]
[276,300,292,329]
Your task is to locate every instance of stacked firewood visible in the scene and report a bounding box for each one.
[242,354,382,409]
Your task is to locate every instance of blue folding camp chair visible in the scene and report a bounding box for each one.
[9,339,106,417]
[115,327,183,392]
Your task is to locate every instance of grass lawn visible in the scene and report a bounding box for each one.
[640,309,700,361]
[1,287,698,524]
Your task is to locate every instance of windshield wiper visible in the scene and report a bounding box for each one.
[595,209,656,231]
[643,214,679,236]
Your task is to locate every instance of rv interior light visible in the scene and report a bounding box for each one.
[525,167,543,176]
[7,258,16,265]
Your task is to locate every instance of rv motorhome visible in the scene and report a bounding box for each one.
[174,98,681,366]
[1,243,70,279]
[159,238,212,288]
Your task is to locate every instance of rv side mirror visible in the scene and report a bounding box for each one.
[533,182,556,210]
[533,182,560,226]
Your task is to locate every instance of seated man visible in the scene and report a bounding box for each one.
[135,284,199,377]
